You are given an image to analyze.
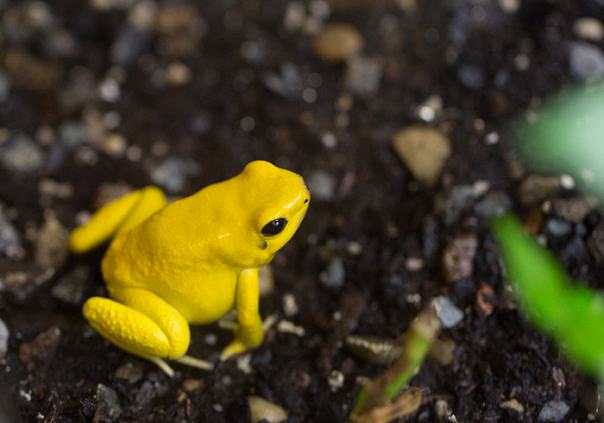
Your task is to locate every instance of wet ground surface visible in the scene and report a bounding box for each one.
[1,0,604,422]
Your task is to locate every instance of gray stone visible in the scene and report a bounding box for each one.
[150,157,199,193]
[320,257,345,288]
[0,260,55,303]
[96,384,121,418]
[0,317,8,360]
[434,296,464,328]
[1,135,45,173]
[262,62,302,98]
[51,265,89,306]
[539,400,569,422]
[569,41,604,80]
[307,171,337,201]
[110,25,150,66]
[0,70,11,102]
[474,191,512,218]
[546,220,572,237]
[0,205,22,259]
[59,122,87,149]
[344,55,383,97]
[552,197,598,223]
[458,64,485,89]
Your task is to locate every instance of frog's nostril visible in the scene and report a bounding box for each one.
[304,198,309,204]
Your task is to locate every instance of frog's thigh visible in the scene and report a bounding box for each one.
[83,288,190,360]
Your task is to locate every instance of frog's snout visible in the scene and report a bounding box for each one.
[300,178,310,202]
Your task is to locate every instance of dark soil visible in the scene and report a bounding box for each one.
[0,0,602,422]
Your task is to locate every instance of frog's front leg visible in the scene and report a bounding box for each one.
[221,268,266,359]
[83,288,212,376]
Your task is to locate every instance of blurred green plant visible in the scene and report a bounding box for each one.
[492,214,604,382]
[493,83,604,384]
[515,85,604,197]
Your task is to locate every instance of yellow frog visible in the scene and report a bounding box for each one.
[69,161,310,376]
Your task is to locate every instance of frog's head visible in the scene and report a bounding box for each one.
[214,160,310,268]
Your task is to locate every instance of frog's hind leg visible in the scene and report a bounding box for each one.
[70,186,166,254]
[83,288,212,377]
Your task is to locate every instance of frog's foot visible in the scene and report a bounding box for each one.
[219,315,277,360]
[83,289,210,377]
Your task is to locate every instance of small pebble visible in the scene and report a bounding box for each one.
[573,17,604,42]
[248,396,288,423]
[128,0,157,31]
[0,318,9,359]
[0,205,23,258]
[51,265,89,306]
[397,0,417,13]
[327,370,344,391]
[59,122,86,149]
[115,362,144,384]
[442,234,478,283]
[38,179,74,200]
[546,220,572,237]
[18,326,61,371]
[457,64,484,89]
[344,55,383,96]
[283,293,299,316]
[75,146,99,166]
[518,175,562,206]
[427,339,455,366]
[0,262,55,303]
[433,296,464,328]
[435,399,452,421]
[167,62,192,85]
[552,197,598,222]
[102,134,127,158]
[150,157,199,193]
[319,257,345,288]
[0,71,11,102]
[263,62,302,98]
[405,257,424,271]
[96,384,121,418]
[392,126,452,187]
[312,23,363,63]
[474,191,512,218]
[346,241,362,255]
[588,223,604,263]
[283,1,306,32]
[539,400,569,422]
[500,398,525,413]
[569,41,604,80]
[560,174,575,189]
[110,26,150,67]
[498,0,520,14]
[1,134,45,173]
[417,95,443,122]
[307,171,336,201]
[35,211,69,269]
[183,379,203,392]
[154,4,199,34]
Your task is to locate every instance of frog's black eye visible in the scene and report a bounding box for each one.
[261,218,288,236]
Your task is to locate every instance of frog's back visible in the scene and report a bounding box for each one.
[101,178,239,288]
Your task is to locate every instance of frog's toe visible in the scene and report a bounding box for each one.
[175,354,214,370]
[220,340,247,360]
